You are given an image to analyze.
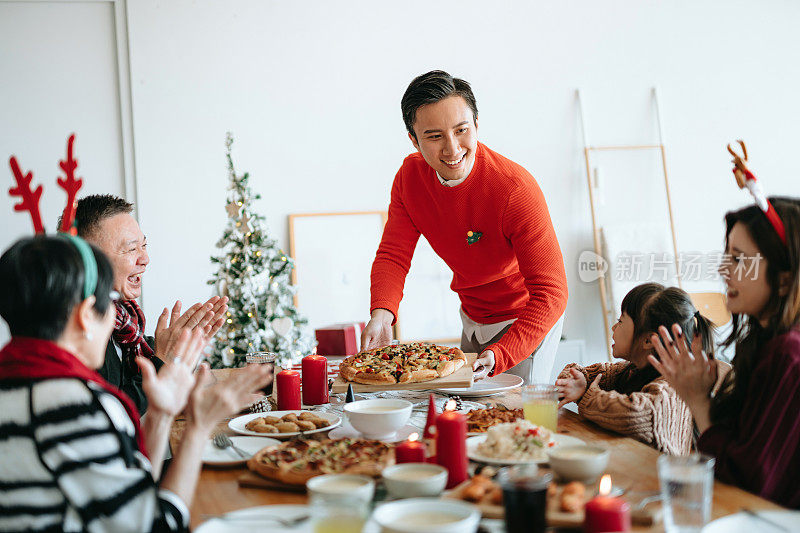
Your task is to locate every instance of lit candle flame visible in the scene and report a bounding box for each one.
[445,399,457,411]
[599,474,612,496]
[408,432,419,442]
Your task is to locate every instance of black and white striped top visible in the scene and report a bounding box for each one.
[0,378,189,532]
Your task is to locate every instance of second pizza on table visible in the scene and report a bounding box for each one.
[338,342,468,385]
[247,438,393,485]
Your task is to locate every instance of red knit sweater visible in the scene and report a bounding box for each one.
[370,142,568,375]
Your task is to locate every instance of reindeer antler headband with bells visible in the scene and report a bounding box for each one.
[8,134,83,234]
[727,140,787,246]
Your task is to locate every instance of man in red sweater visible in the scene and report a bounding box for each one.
[362,71,568,382]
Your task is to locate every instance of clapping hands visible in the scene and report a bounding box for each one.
[137,328,208,416]
[154,296,228,362]
[555,368,588,408]
[648,324,717,407]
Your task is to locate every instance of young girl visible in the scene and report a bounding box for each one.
[556,283,715,455]
[651,196,800,508]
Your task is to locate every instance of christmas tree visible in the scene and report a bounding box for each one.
[207,133,315,369]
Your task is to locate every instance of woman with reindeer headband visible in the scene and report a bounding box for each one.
[650,142,800,508]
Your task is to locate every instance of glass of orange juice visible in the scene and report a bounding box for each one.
[522,384,559,431]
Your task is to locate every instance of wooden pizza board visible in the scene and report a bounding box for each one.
[330,353,477,393]
[237,471,307,493]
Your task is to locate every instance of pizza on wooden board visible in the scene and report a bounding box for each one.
[338,342,468,385]
[247,438,393,485]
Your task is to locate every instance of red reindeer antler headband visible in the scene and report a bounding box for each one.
[727,140,787,246]
[8,134,83,234]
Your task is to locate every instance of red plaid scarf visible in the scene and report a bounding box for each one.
[113,299,154,371]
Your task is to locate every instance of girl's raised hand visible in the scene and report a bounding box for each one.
[556,368,588,408]
[648,324,717,407]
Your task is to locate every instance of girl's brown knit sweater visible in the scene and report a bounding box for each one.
[558,362,693,455]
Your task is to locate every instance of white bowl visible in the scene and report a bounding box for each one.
[344,399,412,440]
[372,498,480,533]
[547,444,610,481]
[306,474,375,503]
[382,463,448,498]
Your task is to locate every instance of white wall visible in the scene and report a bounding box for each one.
[0,0,126,342]
[3,1,800,362]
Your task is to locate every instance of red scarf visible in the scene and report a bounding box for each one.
[0,337,148,457]
[114,299,154,373]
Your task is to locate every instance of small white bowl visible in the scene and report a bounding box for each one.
[344,399,412,440]
[306,474,375,503]
[382,463,448,498]
[372,498,480,533]
[547,444,610,481]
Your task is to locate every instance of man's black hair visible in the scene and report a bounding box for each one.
[0,236,114,340]
[401,70,478,140]
[71,194,133,239]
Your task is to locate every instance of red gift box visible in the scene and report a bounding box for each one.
[315,322,365,356]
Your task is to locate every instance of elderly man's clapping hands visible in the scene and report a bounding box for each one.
[154,296,228,362]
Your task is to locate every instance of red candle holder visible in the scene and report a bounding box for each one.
[435,400,468,489]
[395,433,426,464]
[301,354,328,405]
[584,475,631,532]
[276,368,301,410]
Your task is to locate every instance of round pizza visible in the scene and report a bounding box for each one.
[338,342,468,385]
[247,438,393,485]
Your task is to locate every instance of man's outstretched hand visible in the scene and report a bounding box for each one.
[360,309,394,350]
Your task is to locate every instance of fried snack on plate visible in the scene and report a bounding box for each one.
[466,407,525,433]
[275,422,300,433]
[296,420,316,431]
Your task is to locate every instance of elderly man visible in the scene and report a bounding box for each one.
[74,194,227,413]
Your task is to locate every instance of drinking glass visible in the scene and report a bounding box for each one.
[658,453,715,533]
[497,467,551,533]
[307,475,373,533]
[245,351,276,396]
[522,384,559,431]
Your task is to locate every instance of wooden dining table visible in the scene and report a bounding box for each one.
[175,376,783,532]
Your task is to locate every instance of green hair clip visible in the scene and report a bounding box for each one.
[60,234,98,300]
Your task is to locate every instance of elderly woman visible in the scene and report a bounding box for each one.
[0,235,270,531]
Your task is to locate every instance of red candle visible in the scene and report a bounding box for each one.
[301,354,328,405]
[395,433,426,463]
[276,369,301,410]
[435,400,468,489]
[584,475,631,533]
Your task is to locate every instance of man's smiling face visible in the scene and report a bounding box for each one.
[409,95,478,181]
[93,213,149,300]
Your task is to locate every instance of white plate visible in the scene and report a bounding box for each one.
[202,436,280,466]
[329,422,421,443]
[702,510,800,532]
[466,433,584,465]
[195,504,379,533]
[433,374,524,397]
[228,410,341,439]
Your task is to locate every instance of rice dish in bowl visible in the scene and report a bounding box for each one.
[476,420,554,461]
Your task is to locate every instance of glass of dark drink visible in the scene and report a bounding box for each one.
[245,351,276,396]
[497,467,552,533]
